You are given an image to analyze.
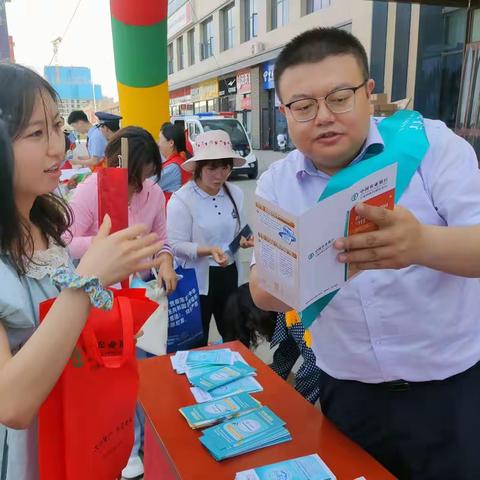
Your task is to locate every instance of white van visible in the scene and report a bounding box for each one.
[171,113,258,179]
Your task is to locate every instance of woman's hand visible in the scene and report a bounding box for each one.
[76,215,165,286]
[210,247,229,267]
[240,235,254,249]
[157,258,178,295]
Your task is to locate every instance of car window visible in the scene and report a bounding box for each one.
[199,119,249,149]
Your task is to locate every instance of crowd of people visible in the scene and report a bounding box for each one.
[1,25,480,480]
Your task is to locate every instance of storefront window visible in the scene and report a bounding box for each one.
[194,101,207,113]
[219,96,236,112]
[207,99,218,112]
[414,6,468,128]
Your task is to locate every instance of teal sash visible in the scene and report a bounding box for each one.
[299,110,430,329]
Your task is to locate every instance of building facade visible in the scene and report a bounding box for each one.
[44,66,104,118]
[166,0,480,153]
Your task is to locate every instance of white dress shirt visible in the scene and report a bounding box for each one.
[255,117,480,383]
[167,180,246,295]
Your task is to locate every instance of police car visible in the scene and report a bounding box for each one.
[171,113,258,179]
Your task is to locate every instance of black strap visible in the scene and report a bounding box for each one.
[1,429,8,480]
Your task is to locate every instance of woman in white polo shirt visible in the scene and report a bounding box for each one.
[167,130,253,346]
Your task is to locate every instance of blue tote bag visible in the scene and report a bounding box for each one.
[166,266,204,353]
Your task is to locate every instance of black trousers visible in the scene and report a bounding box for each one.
[199,263,238,346]
[319,361,480,479]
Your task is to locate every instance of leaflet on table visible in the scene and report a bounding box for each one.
[186,349,235,366]
[170,350,189,373]
[201,427,292,461]
[235,453,336,480]
[179,393,261,428]
[171,350,249,375]
[253,163,397,312]
[199,407,291,460]
[191,376,263,403]
[190,362,256,391]
[201,406,285,449]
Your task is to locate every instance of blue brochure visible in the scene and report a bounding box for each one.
[235,453,336,480]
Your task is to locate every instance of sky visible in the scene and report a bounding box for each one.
[6,0,119,100]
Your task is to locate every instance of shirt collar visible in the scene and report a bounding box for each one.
[192,181,225,198]
[296,117,385,180]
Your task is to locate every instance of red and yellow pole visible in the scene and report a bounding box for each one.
[110,0,170,137]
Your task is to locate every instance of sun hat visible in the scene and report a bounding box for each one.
[181,129,246,172]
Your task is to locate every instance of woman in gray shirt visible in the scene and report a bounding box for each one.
[0,64,164,480]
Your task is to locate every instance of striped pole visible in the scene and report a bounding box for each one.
[110,0,169,138]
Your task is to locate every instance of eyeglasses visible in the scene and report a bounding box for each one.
[284,80,368,122]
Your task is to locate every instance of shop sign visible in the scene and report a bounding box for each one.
[199,78,219,100]
[262,60,275,90]
[237,69,252,94]
[218,77,237,97]
[191,86,201,102]
[240,95,252,110]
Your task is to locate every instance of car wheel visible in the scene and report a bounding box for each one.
[248,162,258,180]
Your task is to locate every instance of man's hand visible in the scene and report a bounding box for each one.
[334,203,425,270]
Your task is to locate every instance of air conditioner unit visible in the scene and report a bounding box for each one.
[251,42,265,55]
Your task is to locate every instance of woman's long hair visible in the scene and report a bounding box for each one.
[0,63,72,274]
[105,126,162,192]
[161,122,191,159]
[222,284,276,348]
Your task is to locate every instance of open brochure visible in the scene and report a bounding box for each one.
[235,453,336,480]
[253,163,397,312]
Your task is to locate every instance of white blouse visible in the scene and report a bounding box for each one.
[167,181,246,295]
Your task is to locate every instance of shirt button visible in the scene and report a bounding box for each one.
[214,205,218,208]
[218,212,221,215]
[212,198,216,201]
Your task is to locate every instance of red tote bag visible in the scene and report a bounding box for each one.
[38,289,157,480]
[97,166,128,235]
[97,146,129,288]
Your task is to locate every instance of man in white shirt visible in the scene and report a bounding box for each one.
[250,27,480,479]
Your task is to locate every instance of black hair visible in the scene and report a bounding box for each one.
[0,63,72,274]
[67,110,88,124]
[161,122,190,158]
[101,121,120,133]
[274,27,369,101]
[222,284,277,348]
[193,158,240,229]
[104,126,162,192]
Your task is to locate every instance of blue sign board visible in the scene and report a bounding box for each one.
[262,60,275,90]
